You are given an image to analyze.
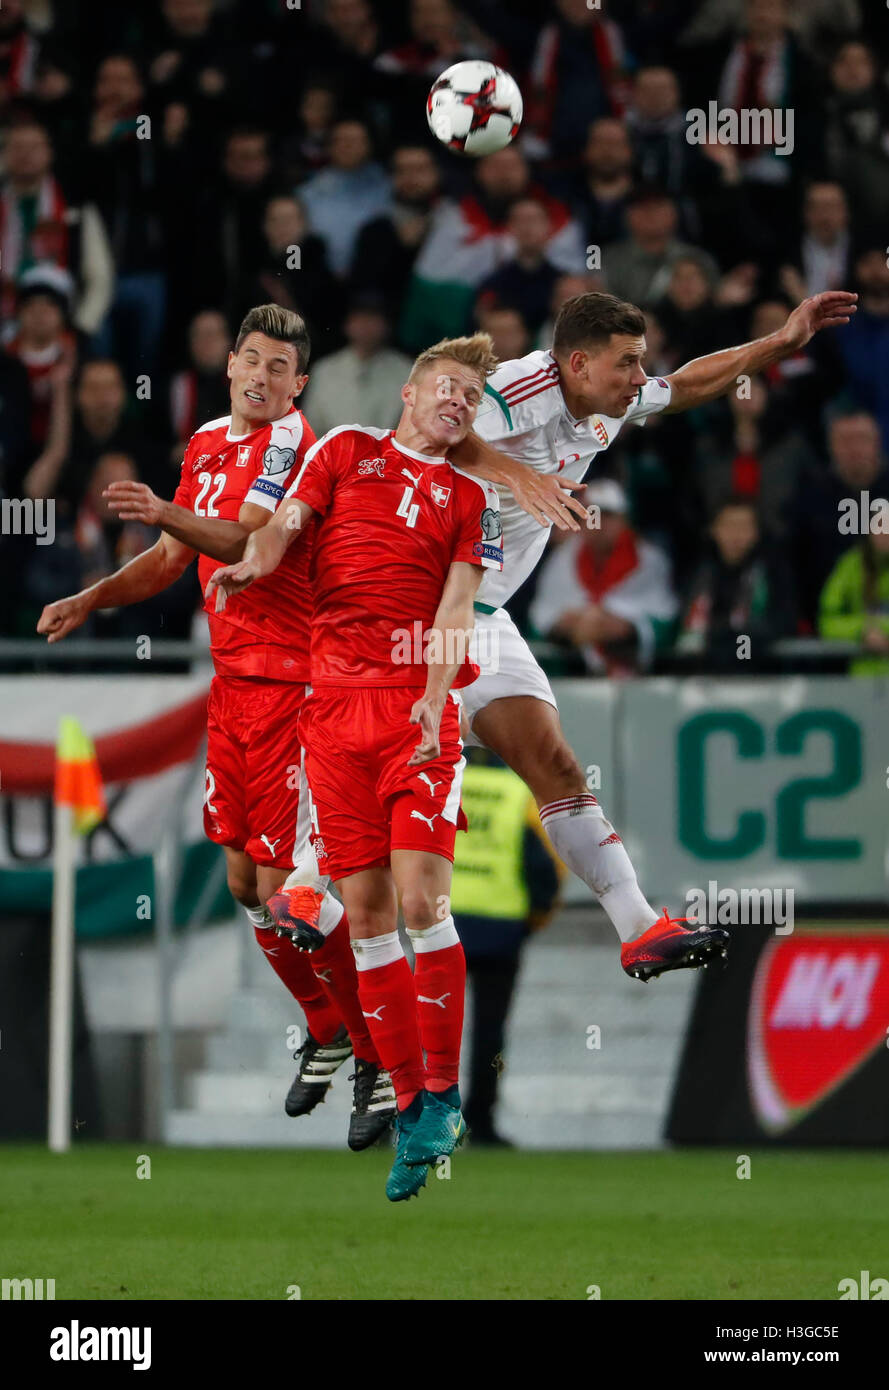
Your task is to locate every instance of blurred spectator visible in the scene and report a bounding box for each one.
[85,54,171,376]
[680,0,861,54]
[451,746,563,1147]
[677,495,796,670]
[522,0,628,163]
[298,119,390,279]
[779,183,854,301]
[0,0,41,109]
[603,188,719,307]
[0,119,114,336]
[146,0,230,114]
[710,0,821,206]
[308,0,383,115]
[825,42,889,243]
[350,145,441,309]
[230,194,340,356]
[819,529,889,676]
[626,67,693,198]
[190,128,278,320]
[75,452,155,592]
[168,309,231,457]
[301,293,411,439]
[56,359,160,514]
[837,249,889,454]
[476,199,561,335]
[692,373,817,537]
[281,84,339,183]
[787,411,889,629]
[5,267,76,490]
[655,255,731,361]
[404,145,586,348]
[475,304,530,364]
[568,117,634,246]
[374,0,485,142]
[0,349,32,493]
[530,479,677,677]
[535,272,603,349]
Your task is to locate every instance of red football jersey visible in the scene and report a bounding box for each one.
[288,425,503,687]
[173,408,316,681]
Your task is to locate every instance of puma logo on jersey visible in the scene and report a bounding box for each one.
[315,968,332,983]
[261,834,281,855]
[362,1005,386,1021]
[418,992,450,1009]
[417,772,440,795]
[410,810,439,831]
[401,467,422,487]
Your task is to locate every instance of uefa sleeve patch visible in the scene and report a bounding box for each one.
[472,541,503,565]
[263,444,296,475]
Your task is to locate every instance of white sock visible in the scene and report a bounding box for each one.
[540,795,658,943]
[406,914,460,953]
[244,905,272,929]
[352,929,404,971]
[283,843,329,897]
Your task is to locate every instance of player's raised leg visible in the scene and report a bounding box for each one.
[471,694,729,979]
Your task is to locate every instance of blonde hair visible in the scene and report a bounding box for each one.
[409,333,498,387]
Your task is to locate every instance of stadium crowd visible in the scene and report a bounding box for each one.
[1,0,889,675]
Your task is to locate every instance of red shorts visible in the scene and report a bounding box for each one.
[204,675,310,869]
[298,686,466,880]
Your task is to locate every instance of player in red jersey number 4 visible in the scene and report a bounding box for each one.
[207,334,503,1201]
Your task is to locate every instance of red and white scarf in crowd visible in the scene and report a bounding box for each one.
[526,16,627,150]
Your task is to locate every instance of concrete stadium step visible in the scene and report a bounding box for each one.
[167,910,698,1149]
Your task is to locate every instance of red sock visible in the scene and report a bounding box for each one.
[355,956,425,1109]
[311,914,380,1064]
[254,924,341,1044]
[413,941,466,1092]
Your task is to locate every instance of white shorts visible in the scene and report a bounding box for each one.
[462,606,557,746]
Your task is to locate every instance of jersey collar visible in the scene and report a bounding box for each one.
[390,433,447,467]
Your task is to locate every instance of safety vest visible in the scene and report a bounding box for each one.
[450,765,531,920]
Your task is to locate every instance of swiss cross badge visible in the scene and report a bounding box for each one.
[430,482,451,507]
[237,445,252,467]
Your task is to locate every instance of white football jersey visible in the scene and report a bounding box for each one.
[472,349,672,609]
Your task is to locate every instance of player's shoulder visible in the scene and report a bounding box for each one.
[447,462,500,513]
[182,413,232,461]
[478,350,562,432]
[304,422,392,467]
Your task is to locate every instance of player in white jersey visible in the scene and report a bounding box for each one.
[456,288,857,980]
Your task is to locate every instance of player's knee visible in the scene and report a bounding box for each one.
[530,732,584,798]
[226,863,256,907]
[400,885,442,932]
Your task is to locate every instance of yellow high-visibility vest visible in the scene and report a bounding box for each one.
[450,765,531,920]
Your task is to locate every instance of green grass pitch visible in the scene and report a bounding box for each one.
[1,1145,885,1300]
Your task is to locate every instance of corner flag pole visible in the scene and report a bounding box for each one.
[48,717,105,1153]
[48,795,76,1152]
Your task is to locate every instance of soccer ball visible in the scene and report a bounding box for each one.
[426,60,523,157]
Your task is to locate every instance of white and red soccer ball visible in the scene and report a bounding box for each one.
[426,60,523,157]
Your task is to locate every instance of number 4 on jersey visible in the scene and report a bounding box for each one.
[396,485,420,529]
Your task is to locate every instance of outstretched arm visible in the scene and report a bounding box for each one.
[451,430,588,532]
[204,496,315,611]
[37,531,194,643]
[664,291,858,414]
[104,480,269,562]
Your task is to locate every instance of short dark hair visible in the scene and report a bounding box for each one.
[553,292,646,355]
[234,304,310,372]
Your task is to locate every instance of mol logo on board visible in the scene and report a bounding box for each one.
[747,934,889,1133]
